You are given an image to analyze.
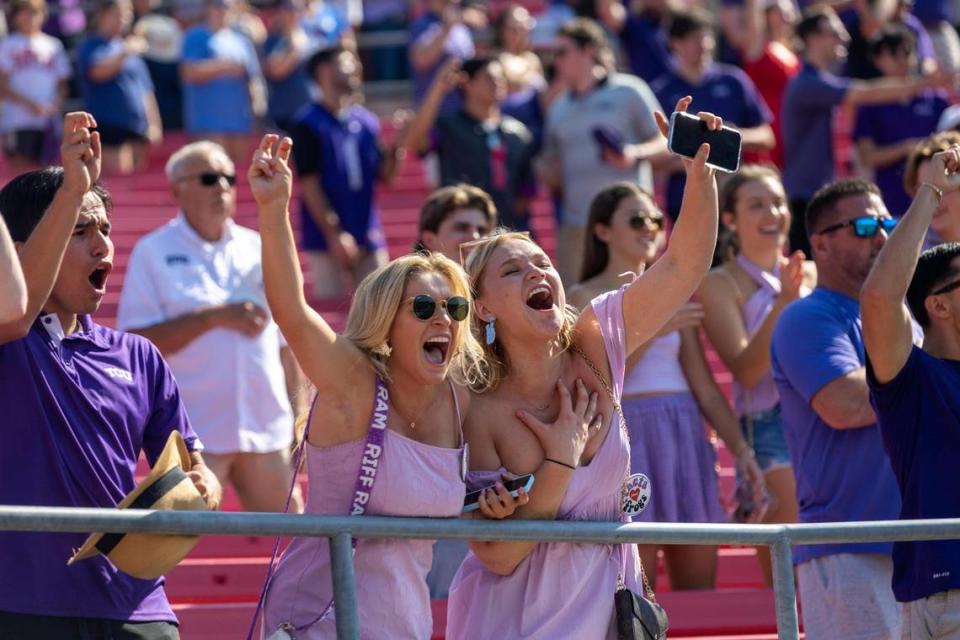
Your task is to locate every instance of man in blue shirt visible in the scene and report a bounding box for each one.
[853,26,948,219]
[782,5,949,256]
[861,145,960,638]
[0,112,221,638]
[771,178,903,639]
[290,45,400,299]
[650,8,774,220]
[180,0,262,164]
[261,0,313,134]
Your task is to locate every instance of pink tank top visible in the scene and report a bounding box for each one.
[446,287,642,640]
[733,254,782,415]
[262,381,466,639]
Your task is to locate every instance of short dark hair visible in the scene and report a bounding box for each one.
[668,8,713,40]
[907,243,960,327]
[306,44,348,79]
[0,168,112,243]
[805,178,880,240]
[460,56,498,81]
[556,17,608,53]
[796,6,836,44]
[415,184,497,252]
[868,24,916,60]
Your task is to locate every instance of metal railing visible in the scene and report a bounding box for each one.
[2,506,960,639]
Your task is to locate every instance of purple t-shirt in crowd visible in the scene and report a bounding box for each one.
[620,11,673,85]
[407,11,474,109]
[913,0,953,23]
[869,346,960,602]
[651,63,771,217]
[0,314,199,622]
[782,62,851,201]
[771,287,901,564]
[853,90,949,217]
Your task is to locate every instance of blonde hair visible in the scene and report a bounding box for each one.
[343,252,484,385]
[462,230,579,393]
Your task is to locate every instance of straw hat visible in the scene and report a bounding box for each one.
[68,431,208,580]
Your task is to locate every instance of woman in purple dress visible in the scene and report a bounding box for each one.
[447,98,723,639]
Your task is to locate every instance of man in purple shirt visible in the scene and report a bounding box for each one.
[0,112,220,639]
[782,5,949,255]
[650,8,774,220]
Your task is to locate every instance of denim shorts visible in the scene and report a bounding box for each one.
[739,403,792,472]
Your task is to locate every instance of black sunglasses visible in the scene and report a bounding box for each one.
[409,295,470,322]
[179,172,237,187]
[816,215,897,238]
[932,278,960,296]
[628,214,665,231]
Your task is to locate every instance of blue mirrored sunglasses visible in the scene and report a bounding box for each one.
[817,215,897,238]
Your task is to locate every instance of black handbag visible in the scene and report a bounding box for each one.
[614,579,669,640]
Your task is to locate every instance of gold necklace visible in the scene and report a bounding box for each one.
[389,387,440,430]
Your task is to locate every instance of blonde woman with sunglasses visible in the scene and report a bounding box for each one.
[247,134,528,639]
[446,98,723,639]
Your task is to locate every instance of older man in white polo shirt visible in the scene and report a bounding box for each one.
[117,140,304,512]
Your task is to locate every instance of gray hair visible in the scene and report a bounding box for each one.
[164,140,233,182]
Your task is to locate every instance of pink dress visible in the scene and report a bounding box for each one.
[262,383,466,639]
[446,288,642,640]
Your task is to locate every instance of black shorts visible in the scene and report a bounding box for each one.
[0,610,179,639]
[2,129,46,163]
[96,123,148,147]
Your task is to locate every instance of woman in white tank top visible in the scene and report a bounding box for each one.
[567,182,767,590]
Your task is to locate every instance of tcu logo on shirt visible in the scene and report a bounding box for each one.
[103,367,134,383]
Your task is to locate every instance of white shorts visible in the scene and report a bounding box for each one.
[903,590,960,640]
[797,553,900,640]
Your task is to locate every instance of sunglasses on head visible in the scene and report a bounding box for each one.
[816,215,897,238]
[409,295,470,322]
[180,172,237,187]
[627,214,665,231]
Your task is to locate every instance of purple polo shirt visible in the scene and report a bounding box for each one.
[0,313,199,622]
[853,90,948,217]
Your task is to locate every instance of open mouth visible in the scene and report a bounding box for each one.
[758,223,784,236]
[88,264,111,290]
[526,285,554,311]
[423,335,450,365]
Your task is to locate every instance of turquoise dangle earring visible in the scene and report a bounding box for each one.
[485,319,496,345]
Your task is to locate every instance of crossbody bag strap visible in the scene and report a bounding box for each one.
[246,375,392,639]
[570,344,656,602]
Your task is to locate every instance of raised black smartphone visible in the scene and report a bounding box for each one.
[667,111,742,173]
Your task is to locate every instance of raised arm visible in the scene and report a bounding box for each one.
[401,59,461,155]
[861,146,960,382]
[0,112,100,344]
[0,216,26,325]
[580,97,719,356]
[248,134,368,394]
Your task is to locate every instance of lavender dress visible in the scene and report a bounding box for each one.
[446,288,642,640]
[262,383,466,639]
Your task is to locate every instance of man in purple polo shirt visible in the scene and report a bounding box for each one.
[782,5,950,255]
[0,112,221,639]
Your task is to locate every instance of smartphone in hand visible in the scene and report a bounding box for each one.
[462,474,535,513]
[667,111,742,173]
[592,125,626,158]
